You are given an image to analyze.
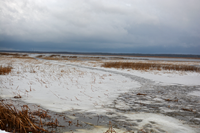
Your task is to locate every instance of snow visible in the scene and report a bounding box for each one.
[64,127,127,133]
[121,113,196,133]
[188,91,200,97]
[89,63,200,86]
[129,57,200,62]
[1,56,200,133]
[125,70,200,86]
[0,130,8,133]
[64,113,197,133]
[0,58,140,112]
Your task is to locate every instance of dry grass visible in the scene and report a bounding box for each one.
[0,102,48,133]
[127,55,200,59]
[36,55,44,58]
[68,56,77,58]
[102,62,200,72]
[41,57,64,60]
[0,53,21,56]
[37,55,103,61]
[0,101,64,133]
[0,53,35,60]
[42,55,77,60]
[49,55,60,57]
[0,66,12,75]
[13,57,35,60]
[36,55,67,60]
[0,101,118,133]
[104,121,117,133]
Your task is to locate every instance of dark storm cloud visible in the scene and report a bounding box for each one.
[0,0,200,54]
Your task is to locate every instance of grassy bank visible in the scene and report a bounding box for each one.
[102,62,200,72]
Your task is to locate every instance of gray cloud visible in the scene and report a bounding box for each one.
[0,0,200,53]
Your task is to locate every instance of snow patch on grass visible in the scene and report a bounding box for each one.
[188,91,200,97]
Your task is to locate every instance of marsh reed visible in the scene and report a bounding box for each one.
[102,62,200,72]
[0,66,12,75]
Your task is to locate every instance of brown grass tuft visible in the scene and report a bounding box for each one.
[0,66,12,75]
[0,102,48,133]
[36,55,44,58]
[104,121,117,133]
[0,53,35,60]
[49,55,60,57]
[41,57,63,60]
[11,56,35,60]
[0,53,21,56]
[102,62,200,72]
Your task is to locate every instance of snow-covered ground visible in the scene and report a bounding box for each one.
[0,130,8,133]
[0,57,140,112]
[1,55,200,133]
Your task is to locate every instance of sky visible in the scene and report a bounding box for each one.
[0,0,200,54]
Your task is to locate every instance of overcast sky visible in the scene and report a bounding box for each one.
[0,0,200,54]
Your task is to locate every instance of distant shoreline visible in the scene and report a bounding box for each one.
[1,50,200,59]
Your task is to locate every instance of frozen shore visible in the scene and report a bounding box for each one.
[1,55,200,133]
